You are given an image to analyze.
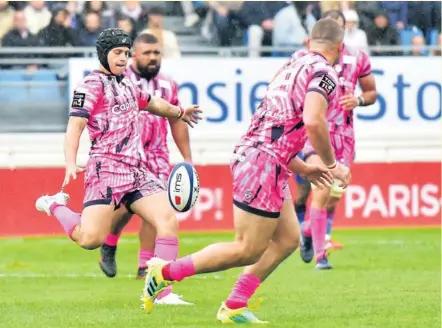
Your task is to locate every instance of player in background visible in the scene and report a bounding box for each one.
[98,33,193,305]
[292,10,377,269]
[35,29,202,298]
[142,19,350,323]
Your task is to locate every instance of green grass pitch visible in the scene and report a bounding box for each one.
[0,228,440,328]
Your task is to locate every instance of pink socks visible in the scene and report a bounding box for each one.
[162,255,196,282]
[49,204,81,239]
[154,237,179,299]
[139,249,154,268]
[309,207,327,260]
[225,274,261,309]
[104,233,121,247]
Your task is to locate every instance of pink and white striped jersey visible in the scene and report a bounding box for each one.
[125,65,180,154]
[238,52,340,166]
[70,70,150,166]
[291,44,372,137]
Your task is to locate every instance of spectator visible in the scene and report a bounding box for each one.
[1,10,39,70]
[118,0,145,32]
[433,33,441,56]
[208,1,244,47]
[116,15,136,42]
[410,35,427,56]
[408,1,441,37]
[65,1,82,29]
[23,1,51,35]
[37,8,76,47]
[293,2,319,33]
[380,1,407,30]
[140,6,181,59]
[78,11,102,46]
[83,1,115,30]
[366,11,400,56]
[272,3,308,51]
[0,1,14,41]
[181,1,200,28]
[354,1,380,31]
[343,9,369,53]
[238,1,287,57]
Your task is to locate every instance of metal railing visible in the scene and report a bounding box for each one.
[0,44,440,61]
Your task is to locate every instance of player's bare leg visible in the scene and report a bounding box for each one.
[294,177,311,225]
[99,207,132,278]
[324,197,344,251]
[136,220,156,279]
[36,193,117,250]
[129,191,191,305]
[217,199,300,324]
[304,154,333,270]
[142,204,279,313]
[135,219,193,305]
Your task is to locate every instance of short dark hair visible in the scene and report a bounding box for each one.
[148,6,165,16]
[321,10,346,26]
[134,33,159,45]
[311,18,345,45]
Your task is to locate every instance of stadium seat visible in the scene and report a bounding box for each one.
[0,70,28,102]
[28,70,64,101]
[400,27,424,54]
[428,29,439,45]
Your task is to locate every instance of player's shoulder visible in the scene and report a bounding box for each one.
[291,48,309,60]
[76,71,105,91]
[156,72,179,87]
[343,44,370,62]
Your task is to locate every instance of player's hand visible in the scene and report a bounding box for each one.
[181,105,203,128]
[62,164,85,189]
[339,94,359,110]
[330,163,351,188]
[301,164,333,189]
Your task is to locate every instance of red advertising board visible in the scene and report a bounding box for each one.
[0,163,440,237]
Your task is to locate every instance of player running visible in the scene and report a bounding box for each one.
[35,28,201,293]
[142,19,350,322]
[98,33,193,305]
[292,11,377,269]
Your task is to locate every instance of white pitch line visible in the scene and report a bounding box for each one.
[0,272,223,280]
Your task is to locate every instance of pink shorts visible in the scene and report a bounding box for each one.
[83,157,165,209]
[230,146,291,218]
[145,151,171,186]
[302,133,355,167]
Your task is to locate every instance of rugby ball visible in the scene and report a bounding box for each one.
[167,162,200,212]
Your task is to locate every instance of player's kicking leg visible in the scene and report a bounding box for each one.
[217,197,300,324]
[137,219,193,305]
[141,147,289,314]
[36,192,120,250]
[96,191,192,305]
[126,189,198,308]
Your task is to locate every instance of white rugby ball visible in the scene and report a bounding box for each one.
[167,162,200,212]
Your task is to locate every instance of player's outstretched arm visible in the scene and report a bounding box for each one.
[303,91,335,167]
[144,95,203,128]
[144,95,182,118]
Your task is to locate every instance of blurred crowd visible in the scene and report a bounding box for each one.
[201,0,441,56]
[0,1,181,58]
[0,0,441,59]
